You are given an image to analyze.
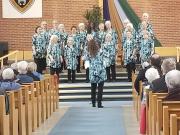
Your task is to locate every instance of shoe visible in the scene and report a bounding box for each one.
[92,104,96,107]
[77,71,82,73]
[67,80,71,83]
[112,79,116,82]
[98,105,104,108]
[86,80,89,83]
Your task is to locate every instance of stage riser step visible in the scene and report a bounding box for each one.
[59,86,132,90]
[59,98,132,102]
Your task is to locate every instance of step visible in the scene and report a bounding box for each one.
[59,82,132,88]
[59,89,132,94]
[59,94,132,100]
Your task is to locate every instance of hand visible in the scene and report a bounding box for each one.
[60,56,63,63]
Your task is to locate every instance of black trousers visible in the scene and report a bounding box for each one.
[86,68,89,81]
[34,58,47,74]
[91,82,104,104]
[106,64,116,81]
[60,56,66,71]
[50,67,61,78]
[126,62,136,80]
[76,56,81,72]
[68,69,75,82]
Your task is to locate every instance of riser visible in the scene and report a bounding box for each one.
[60,79,129,83]
[59,89,132,93]
[60,86,132,90]
[60,92,132,96]
[60,73,128,78]
[59,98,132,102]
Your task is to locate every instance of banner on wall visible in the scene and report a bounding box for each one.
[2,0,42,18]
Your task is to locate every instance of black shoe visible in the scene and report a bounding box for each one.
[67,80,71,83]
[112,79,116,82]
[77,71,82,73]
[86,80,89,83]
[98,105,104,108]
[92,104,96,107]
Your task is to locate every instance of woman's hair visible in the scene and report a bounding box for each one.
[145,67,160,83]
[27,62,37,72]
[87,39,99,58]
[2,68,15,80]
[17,61,28,74]
[35,26,41,33]
[71,26,77,30]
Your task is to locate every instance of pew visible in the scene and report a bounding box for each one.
[156,100,180,135]
[163,106,180,135]
[170,114,180,135]
[0,95,10,135]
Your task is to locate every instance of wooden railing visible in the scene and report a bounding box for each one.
[0,50,19,68]
[176,47,180,62]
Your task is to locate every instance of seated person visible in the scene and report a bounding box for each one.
[151,58,176,92]
[0,68,21,91]
[150,53,162,76]
[134,61,151,94]
[145,67,160,89]
[163,70,180,101]
[16,61,33,84]
[176,62,180,71]
[27,62,41,81]
[11,62,19,75]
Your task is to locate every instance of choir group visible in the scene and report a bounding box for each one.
[32,20,118,83]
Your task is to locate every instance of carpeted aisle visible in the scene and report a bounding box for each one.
[49,107,126,135]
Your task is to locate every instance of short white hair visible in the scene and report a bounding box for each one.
[143,13,149,18]
[126,23,134,29]
[145,67,160,83]
[27,62,37,72]
[165,70,180,90]
[17,61,28,74]
[67,36,74,44]
[58,24,64,28]
[161,58,176,74]
[50,35,59,44]
[78,23,85,28]
[105,20,111,26]
[142,62,150,69]
[11,62,18,70]
[2,68,14,80]
[86,34,93,41]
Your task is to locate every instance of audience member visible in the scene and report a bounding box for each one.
[163,70,180,101]
[0,68,21,91]
[151,58,176,92]
[16,61,33,84]
[27,62,40,81]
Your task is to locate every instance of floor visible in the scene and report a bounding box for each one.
[32,101,139,135]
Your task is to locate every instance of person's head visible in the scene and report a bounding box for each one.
[161,58,176,75]
[123,19,130,28]
[142,13,149,22]
[11,62,18,71]
[105,33,112,42]
[99,23,105,31]
[86,34,93,41]
[67,37,74,47]
[176,62,180,71]
[2,68,15,80]
[88,39,100,57]
[50,35,59,44]
[17,61,28,74]
[71,26,77,34]
[142,61,150,69]
[35,26,42,34]
[52,20,58,29]
[145,67,160,84]
[105,20,112,29]
[78,23,85,31]
[126,23,133,31]
[150,53,161,68]
[58,24,65,32]
[126,31,132,39]
[165,70,180,91]
[27,62,37,72]
[41,21,48,30]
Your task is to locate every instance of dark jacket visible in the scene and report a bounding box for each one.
[150,75,168,93]
[16,74,33,84]
[134,65,151,94]
[163,88,180,101]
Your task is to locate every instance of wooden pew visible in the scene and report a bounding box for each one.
[21,85,32,135]
[156,100,180,135]
[34,81,41,127]
[0,95,10,135]
[150,93,167,135]
[170,114,180,135]
[163,106,180,135]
